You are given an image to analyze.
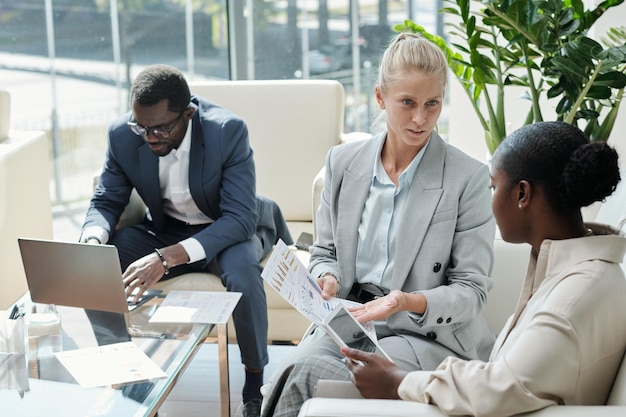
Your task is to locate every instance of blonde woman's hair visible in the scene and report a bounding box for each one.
[377,32,448,95]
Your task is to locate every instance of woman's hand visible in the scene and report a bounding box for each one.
[316,273,339,300]
[349,290,427,322]
[342,347,407,399]
[348,290,405,322]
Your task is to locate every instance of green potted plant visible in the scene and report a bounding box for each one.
[395,0,626,154]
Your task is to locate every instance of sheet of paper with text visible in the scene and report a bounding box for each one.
[261,240,376,341]
[149,291,241,324]
[54,342,166,388]
[261,239,336,324]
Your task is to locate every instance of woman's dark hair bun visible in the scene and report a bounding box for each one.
[561,141,620,208]
[497,121,621,210]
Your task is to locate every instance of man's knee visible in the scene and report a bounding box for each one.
[217,240,263,288]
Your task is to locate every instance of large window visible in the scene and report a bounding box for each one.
[0,0,442,205]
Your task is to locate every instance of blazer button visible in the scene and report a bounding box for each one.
[446,317,452,324]
[427,332,437,340]
[437,317,443,324]
[433,262,441,272]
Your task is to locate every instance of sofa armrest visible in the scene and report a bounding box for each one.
[341,131,372,144]
[312,166,326,242]
[517,406,626,416]
[298,398,449,417]
[0,89,10,141]
[298,399,626,417]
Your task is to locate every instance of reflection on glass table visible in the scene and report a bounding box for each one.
[0,298,216,417]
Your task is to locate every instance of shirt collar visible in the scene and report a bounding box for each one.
[162,119,192,160]
[530,223,626,291]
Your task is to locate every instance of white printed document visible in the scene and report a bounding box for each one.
[262,239,336,324]
[261,240,375,341]
[148,290,241,324]
[54,342,167,388]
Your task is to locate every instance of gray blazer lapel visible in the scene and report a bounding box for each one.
[336,137,380,283]
[391,134,446,287]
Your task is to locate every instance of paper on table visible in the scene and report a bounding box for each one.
[54,342,166,388]
[148,291,242,324]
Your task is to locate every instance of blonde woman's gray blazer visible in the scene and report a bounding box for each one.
[309,131,496,367]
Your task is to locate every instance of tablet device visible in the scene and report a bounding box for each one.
[321,305,392,362]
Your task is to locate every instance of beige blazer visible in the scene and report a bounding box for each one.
[400,224,626,415]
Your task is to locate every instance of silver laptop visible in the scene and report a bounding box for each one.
[17,238,161,313]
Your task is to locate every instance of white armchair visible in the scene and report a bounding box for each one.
[98,79,348,344]
[0,89,53,310]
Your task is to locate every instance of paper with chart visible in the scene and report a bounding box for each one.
[262,239,335,324]
[149,290,242,324]
[261,240,376,339]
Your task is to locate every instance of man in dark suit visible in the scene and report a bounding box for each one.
[80,64,287,417]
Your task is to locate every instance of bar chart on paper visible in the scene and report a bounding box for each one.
[261,239,335,324]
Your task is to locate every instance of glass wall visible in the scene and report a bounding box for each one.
[0,0,442,205]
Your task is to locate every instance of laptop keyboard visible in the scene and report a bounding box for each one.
[127,288,163,311]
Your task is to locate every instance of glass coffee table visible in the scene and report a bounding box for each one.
[0,297,232,417]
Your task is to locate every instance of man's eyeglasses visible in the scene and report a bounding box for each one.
[127,110,186,140]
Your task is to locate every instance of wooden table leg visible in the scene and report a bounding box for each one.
[218,323,230,417]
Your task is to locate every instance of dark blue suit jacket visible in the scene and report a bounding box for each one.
[84,96,291,264]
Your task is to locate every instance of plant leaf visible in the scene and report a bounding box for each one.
[556,95,572,114]
[586,86,613,99]
[592,71,626,88]
[547,83,565,98]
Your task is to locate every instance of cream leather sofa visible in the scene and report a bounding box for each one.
[103,80,349,343]
[0,89,53,311]
[297,189,626,415]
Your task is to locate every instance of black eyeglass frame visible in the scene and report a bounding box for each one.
[127,110,186,140]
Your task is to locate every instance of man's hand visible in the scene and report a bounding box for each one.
[79,226,108,245]
[79,233,103,245]
[123,252,165,301]
[123,244,190,301]
[342,347,407,399]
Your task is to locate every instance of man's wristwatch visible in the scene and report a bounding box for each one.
[154,248,170,275]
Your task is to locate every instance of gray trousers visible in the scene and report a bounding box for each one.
[261,324,440,417]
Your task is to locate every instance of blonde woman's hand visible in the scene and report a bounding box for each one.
[348,290,405,322]
[316,273,340,300]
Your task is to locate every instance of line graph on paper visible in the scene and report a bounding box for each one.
[261,239,336,324]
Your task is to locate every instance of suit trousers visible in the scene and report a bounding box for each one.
[111,217,269,369]
[261,323,444,417]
